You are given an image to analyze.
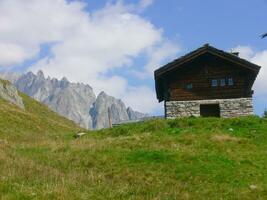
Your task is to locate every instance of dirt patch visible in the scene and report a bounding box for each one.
[211,134,241,143]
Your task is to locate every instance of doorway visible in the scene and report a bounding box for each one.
[200,104,220,117]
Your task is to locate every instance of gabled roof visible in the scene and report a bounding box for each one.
[154,44,261,102]
[154,44,261,78]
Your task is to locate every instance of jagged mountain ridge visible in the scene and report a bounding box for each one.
[13,71,96,129]
[0,71,147,129]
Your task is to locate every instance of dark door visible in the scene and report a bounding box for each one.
[200,104,220,117]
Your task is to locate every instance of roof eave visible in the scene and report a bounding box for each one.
[155,46,261,78]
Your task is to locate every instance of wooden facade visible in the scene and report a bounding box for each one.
[155,44,261,103]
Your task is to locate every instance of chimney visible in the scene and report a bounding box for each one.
[231,52,239,57]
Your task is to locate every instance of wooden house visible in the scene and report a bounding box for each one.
[154,44,261,118]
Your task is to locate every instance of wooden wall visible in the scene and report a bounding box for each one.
[163,55,255,101]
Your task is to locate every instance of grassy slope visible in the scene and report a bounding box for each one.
[0,94,267,199]
[0,93,82,199]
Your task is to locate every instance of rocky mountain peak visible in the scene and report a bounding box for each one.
[127,107,148,120]
[98,91,108,98]
[37,70,45,79]
[91,91,130,129]
[0,72,21,84]
[61,77,69,83]
[0,71,148,129]
[26,71,35,78]
[60,77,69,88]
[0,80,24,109]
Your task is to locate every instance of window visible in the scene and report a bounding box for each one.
[186,83,193,90]
[228,78,234,86]
[220,79,226,86]
[211,79,218,87]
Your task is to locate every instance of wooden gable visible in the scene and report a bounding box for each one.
[154,44,261,102]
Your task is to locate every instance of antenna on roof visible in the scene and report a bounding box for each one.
[230,48,239,57]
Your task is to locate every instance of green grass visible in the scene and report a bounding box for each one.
[0,94,267,199]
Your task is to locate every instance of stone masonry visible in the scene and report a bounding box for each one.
[165,98,253,118]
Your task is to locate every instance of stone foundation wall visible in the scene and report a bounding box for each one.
[165,98,253,118]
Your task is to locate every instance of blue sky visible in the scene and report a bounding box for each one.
[91,0,267,50]
[87,0,267,115]
[0,0,266,115]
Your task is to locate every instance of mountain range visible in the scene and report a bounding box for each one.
[0,71,147,129]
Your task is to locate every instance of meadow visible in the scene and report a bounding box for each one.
[0,94,267,199]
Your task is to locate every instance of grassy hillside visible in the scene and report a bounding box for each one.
[0,94,267,199]
[0,92,81,139]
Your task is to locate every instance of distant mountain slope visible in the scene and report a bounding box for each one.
[1,71,147,129]
[0,79,24,109]
[0,80,80,137]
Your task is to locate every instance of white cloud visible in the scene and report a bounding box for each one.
[122,86,161,113]
[145,40,180,74]
[232,46,254,60]
[0,43,37,66]
[233,46,267,96]
[139,0,154,9]
[0,0,85,66]
[251,51,267,96]
[0,0,177,114]
[130,40,180,79]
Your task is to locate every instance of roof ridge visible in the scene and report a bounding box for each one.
[155,44,261,77]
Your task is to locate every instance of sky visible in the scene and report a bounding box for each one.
[0,0,266,115]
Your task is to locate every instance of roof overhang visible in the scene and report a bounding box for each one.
[154,44,261,102]
[155,44,261,78]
